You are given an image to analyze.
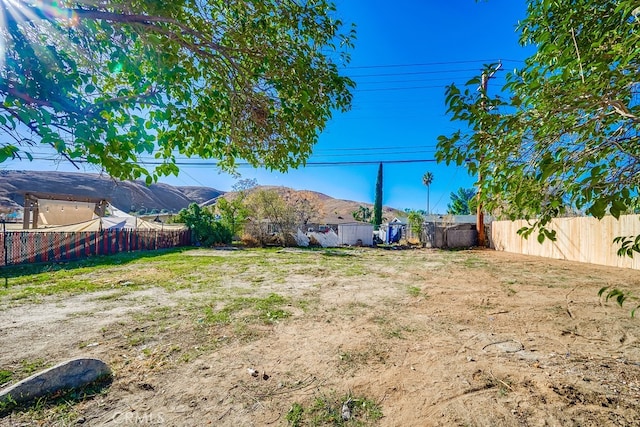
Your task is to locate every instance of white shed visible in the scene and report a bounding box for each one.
[338,222,374,246]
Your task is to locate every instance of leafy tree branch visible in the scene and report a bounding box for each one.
[0,0,355,182]
[437,0,640,258]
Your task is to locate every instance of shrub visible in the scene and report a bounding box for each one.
[240,233,261,248]
[175,203,232,246]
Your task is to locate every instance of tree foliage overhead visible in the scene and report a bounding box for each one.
[0,0,355,182]
[437,0,640,248]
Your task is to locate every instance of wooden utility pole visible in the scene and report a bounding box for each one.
[477,63,501,247]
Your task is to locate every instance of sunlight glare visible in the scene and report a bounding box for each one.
[0,0,36,70]
[0,0,84,73]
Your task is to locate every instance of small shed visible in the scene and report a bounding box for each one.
[386,217,407,243]
[338,222,374,246]
[375,217,408,244]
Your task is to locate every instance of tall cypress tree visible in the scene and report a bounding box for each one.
[373,163,383,228]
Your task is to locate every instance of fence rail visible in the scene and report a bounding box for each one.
[0,229,192,267]
[491,215,640,270]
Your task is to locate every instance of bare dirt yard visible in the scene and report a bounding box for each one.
[1,247,640,426]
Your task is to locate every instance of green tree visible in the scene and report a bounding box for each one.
[407,210,425,242]
[422,172,434,214]
[245,189,295,246]
[352,205,372,223]
[232,179,259,193]
[447,188,477,215]
[404,208,426,215]
[174,203,231,246]
[0,1,355,183]
[215,195,249,240]
[437,1,640,253]
[373,163,383,228]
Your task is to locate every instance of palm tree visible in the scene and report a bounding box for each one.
[422,171,434,215]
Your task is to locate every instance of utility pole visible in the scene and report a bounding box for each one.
[477,62,501,247]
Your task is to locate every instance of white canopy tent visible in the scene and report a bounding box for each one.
[29,204,186,232]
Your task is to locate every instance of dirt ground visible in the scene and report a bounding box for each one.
[2,247,640,426]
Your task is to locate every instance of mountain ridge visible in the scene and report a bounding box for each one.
[0,170,404,222]
[0,170,222,213]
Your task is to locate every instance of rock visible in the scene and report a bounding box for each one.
[0,358,111,406]
[515,350,540,362]
[482,339,524,353]
[341,399,352,421]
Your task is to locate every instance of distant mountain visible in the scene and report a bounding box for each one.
[176,186,225,205]
[0,170,223,213]
[0,170,404,223]
[217,185,405,225]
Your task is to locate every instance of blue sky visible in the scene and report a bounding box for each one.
[3,0,534,213]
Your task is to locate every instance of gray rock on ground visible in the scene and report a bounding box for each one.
[0,358,111,406]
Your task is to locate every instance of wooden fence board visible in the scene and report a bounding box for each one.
[491,215,640,270]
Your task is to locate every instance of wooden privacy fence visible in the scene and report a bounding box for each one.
[491,215,640,270]
[0,229,192,267]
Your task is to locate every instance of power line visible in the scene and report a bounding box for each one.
[355,76,485,85]
[307,150,437,158]
[20,156,439,167]
[314,144,438,152]
[355,84,449,92]
[356,74,509,86]
[345,59,523,70]
[6,58,513,169]
[352,81,507,93]
[263,159,439,167]
[176,167,209,188]
[347,67,491,78]
[24,143,440,157]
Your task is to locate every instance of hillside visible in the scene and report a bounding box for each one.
[218,185,405,225]
[175,186,225,206]
[0,171,404,223]
[0,170,223,213]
